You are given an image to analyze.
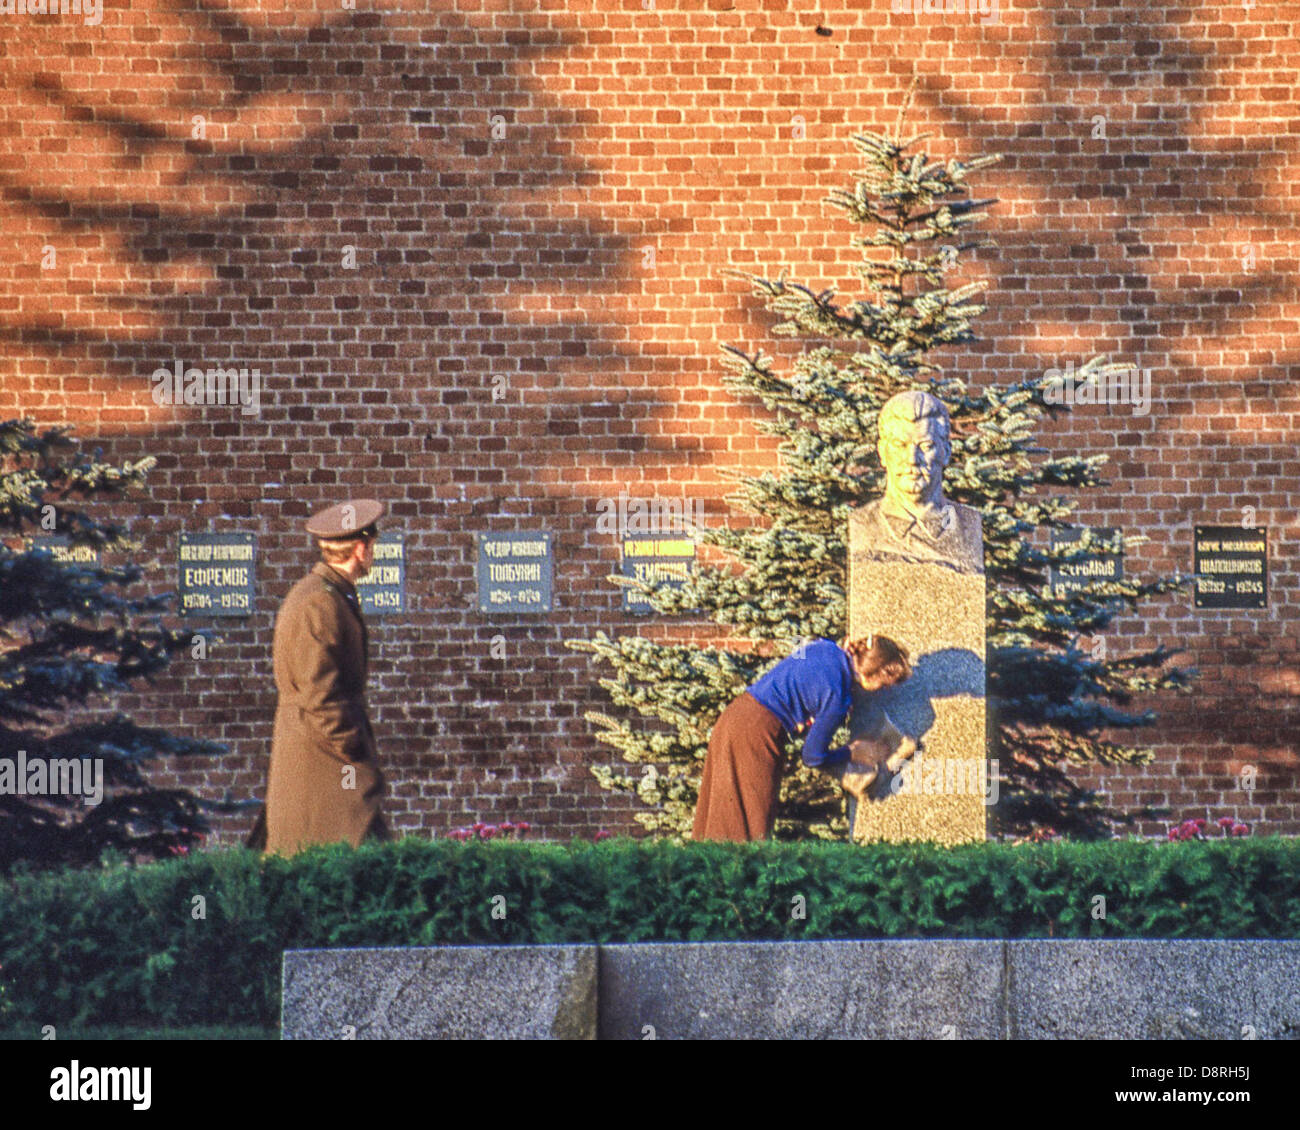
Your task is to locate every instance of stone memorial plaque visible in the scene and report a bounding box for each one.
[476,531,552,614]
[355,531,406,617]
[1047,526,1122,598]
[620,536,695,615]
[178,532,256,617]
[25,536,100,567]
[1193,526,1266,609]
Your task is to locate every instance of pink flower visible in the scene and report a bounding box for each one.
[1167,827,1180,841]
[1217,816,1236,829]
[1192,818,1207,829]
[594,829,613,842]
[517,821,531,833]
[500,821,516,832]
[1232,824,1250,837]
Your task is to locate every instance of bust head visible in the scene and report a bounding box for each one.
[877,391,952,511]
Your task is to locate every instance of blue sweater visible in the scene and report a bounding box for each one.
[746,639,854,768]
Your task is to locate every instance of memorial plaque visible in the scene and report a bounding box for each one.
[178,532,256,617]
[1193,526,1267,609]
[476,531,552,614]
[355,531,406,617]
[25,536,100,567]
[620,536,695,615]
[1047,526,1123,598]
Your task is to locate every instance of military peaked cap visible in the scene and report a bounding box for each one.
[305,498,386,540]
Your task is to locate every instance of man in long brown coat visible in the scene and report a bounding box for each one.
[251,498,390,855]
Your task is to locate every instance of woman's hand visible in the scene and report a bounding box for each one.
[835,760,879,801]
[885,735,921,775]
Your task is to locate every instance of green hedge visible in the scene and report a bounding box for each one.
[2,837,1298,1030]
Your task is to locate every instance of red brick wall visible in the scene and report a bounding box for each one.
[2,0,1297,842]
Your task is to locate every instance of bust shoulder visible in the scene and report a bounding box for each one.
[849,497,984,575]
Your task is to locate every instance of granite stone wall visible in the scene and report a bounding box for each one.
[282,940,1300,1040]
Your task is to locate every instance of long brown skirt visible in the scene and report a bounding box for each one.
[692,691,786,842]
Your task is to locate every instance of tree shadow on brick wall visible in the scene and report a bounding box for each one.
[0,1,698,474]
[0,1,696,839]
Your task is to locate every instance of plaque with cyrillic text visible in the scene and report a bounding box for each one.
[1047,526,1123,598]
[620,536,695,614]
[355,531,406,617]
[1194,526,1267,609]
[476,532,552,614]
[25,536,101,568]
[178,532,256,617]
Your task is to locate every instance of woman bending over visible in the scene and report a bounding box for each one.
[692,635,914,842]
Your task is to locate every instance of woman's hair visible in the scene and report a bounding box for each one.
[841,633,912,686]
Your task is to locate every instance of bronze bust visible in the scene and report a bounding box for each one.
[850,390,983,576]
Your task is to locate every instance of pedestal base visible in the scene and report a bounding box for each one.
[847,557,988,845]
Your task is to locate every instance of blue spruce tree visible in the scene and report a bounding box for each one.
[0,418,225,869]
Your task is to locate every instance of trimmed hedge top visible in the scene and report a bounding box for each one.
[2,837,1298,1029]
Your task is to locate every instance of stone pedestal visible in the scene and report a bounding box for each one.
[847,511,989,844]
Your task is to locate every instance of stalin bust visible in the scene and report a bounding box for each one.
[850,390,983,576]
